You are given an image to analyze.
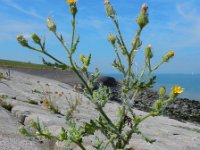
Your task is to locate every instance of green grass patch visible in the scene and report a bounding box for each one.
[0,59,54,69]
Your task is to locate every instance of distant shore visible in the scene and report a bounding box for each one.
[0,66,81,86]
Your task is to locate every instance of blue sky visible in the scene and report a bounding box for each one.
[0,0,200,74]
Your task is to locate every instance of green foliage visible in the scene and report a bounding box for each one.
[17,0,183,149]
[65,93,82,119]
[19,118,59,140]
[35,82,61,114]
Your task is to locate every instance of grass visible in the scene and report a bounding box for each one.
[0,59,54,70]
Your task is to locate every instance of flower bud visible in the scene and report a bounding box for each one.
[108,33,116,45]
[16,35,29,47]
[168,51,174,58]
[66,0,77,16]
[81,66,87,72]
[70,4,78,16]
[104,0,116,18]
[159,87,166,97]
[80,54,91,66]
[136,3,149,29]
[66,0,77,4]
[145,44,153,59]
[31,33,41,45]
[46,18,56,32]
[79,54,85,62]
[141,3,148,12]
[163,50,175,62]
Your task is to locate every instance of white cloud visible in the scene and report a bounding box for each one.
[173,2,200,48]
[2,0,44,20]
[0,19,44,41]
[151,1,200,49]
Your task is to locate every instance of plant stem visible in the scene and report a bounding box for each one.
[53,32,70,55]
[130,28,142,59]
[69,56,92,95]
[143,60,165,82]
[131,88,140,102]
[71,15,76,52]
[72,140,86,150]
[29,46,66,66]
[98,106,119,132]
[113,18,128,56]
[152,60,164,72]
[113,44,126,76]
[43,51,66,66]
[139,112,153,123]
[122,126,137,148]
[138,61,147,81]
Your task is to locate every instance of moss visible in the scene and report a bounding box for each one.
[26,99,38,105]
[1,103,12,111]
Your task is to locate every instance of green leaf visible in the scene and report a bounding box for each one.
[80,120,99,136]
[42,58,69,70]
[71,35,80,55]
[146,76,156,88]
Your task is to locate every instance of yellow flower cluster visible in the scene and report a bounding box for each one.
[172,85,184,94]
[66,0,77,4]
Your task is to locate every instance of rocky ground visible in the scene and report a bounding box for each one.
[133,90,200,123]
[0,68,200,150]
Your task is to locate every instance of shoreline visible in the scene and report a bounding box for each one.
[1,67,200,124]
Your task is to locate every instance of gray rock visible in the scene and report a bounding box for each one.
[0,106,49,150]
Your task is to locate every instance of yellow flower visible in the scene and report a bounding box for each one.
[172,85,184,94]
[66,0,77,4]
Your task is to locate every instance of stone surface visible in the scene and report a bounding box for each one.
[0,68,200,150]
[0,106,49,150]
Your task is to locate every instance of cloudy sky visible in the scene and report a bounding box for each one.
[0,0,200,74]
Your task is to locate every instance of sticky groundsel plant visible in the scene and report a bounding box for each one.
[17,0,183,149]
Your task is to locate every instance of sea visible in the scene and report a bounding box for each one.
[104,73,200,101]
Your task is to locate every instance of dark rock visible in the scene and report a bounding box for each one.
[94,76,119,89]
[129,89,200,124]
[94,76,121,101]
